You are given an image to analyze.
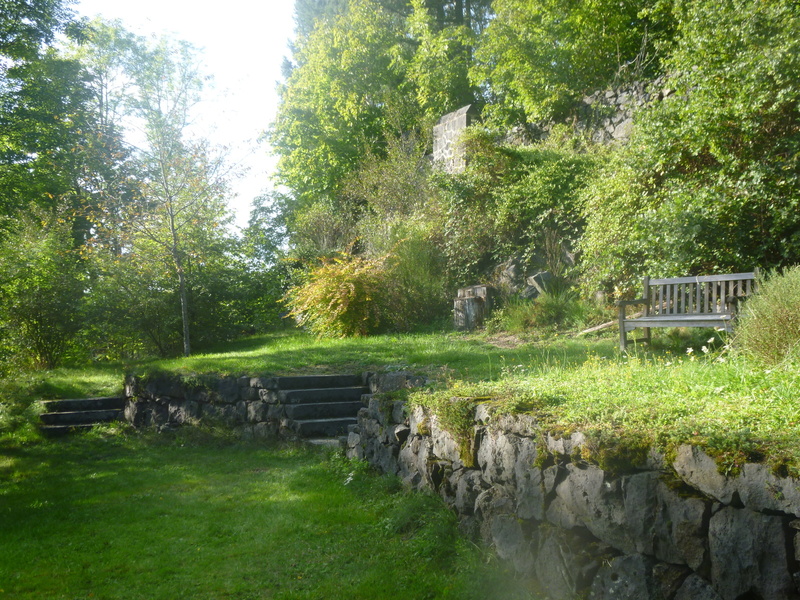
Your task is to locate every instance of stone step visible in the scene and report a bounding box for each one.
[40,409,122,426]
[284,400,364,421]
[292,417,357,438]
[41,397,125,413]
[305,437,346,448]
[39,424,96,437]
[278,387,368,404]
[262,374,364,391]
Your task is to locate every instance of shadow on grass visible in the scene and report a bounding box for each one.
[0,432,532,600]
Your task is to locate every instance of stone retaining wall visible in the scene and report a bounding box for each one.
[124,373,288,437]
[122,371,425,438]
[346,394,800,600]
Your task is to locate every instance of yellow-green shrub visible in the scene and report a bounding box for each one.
[283,253,403,337]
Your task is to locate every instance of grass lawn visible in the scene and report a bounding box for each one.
[0,428,532,599]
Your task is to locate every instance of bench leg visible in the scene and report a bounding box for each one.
[618,307,628,352]
[643,327,651,346]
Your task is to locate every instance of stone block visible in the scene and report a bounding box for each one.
[548,463,634,553]
[535,528,605,600]
[673,444,738,504]
[247,401,268,423]
[589,555,686,600]
[673,574,722,600]
[452,469,487,516]
[490,514,534,575]
[623,472,709,570]
[709,506,795,599]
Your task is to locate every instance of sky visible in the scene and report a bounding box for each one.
[73,0,297,229]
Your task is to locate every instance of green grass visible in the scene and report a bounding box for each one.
[2,326,798,474]
[0,429,532,599]
[409,336,800,475]
[135,329,607,381]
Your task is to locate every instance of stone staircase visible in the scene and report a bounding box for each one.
[39,397,125,437]
[268,375,368,440]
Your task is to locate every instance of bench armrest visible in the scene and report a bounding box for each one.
[615,298,647,307]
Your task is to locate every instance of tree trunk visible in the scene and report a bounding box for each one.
[177,262,191,357]
[168,202,191,357]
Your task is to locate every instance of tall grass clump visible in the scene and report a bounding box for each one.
[735,266,800,365]
[490,289,611,334]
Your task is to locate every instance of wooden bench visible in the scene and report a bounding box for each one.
[617,272,757,351]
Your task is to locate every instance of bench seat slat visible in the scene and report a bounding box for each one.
[624,314,731,326]
[649,273,756,285]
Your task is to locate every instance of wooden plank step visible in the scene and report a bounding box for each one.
[292,417,357,438]
[40,409,122,426]
[39,424,96,437]
[261,375,363,391]
[284,401,364,420]
[278,387,368,404]
[41,397,125,412]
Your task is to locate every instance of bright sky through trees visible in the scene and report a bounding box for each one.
[74,0,296,228]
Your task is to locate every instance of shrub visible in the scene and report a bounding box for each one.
[0,212,86,369]
[735,267,800,365]
[283,253,403,337]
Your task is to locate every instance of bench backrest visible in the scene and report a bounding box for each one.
[643,272,756,317]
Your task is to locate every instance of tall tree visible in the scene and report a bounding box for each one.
[81,26,234,357]
[270,0,415,214]
[407,0,476,120]
[125,37,232,357]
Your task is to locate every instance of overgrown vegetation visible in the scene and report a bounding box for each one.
[735,266,800,366]
[271,0,799,334]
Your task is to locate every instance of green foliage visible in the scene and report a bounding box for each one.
[580,0,800,296]
[289,198,360,260]
[489,290,610,334]
[0,210,86,369]
[409,391,479,466]
[735,267,800,365]
[270,0,416,210]
[472,0,666,125]
[346,131,451,323]
[0,0,70,60]
[284,253,404,337]
[407,0,474,120]
[439,128,600,286]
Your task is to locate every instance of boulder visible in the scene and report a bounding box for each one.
[547,463,634,553]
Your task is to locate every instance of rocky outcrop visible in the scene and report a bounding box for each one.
[347,399,800,600]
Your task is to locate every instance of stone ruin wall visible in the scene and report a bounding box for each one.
[433,78,670,174]
[432,104,479,173]
[347,374,800,600]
